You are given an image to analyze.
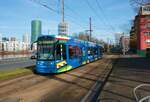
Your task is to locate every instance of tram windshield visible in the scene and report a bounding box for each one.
[37,36,55,61]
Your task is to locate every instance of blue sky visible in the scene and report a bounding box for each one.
[0,0,135,42]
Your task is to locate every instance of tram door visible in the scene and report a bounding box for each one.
[55,44,66,61]
[68,45,82,68]
[97,46,101,58]
[82,46,87,63]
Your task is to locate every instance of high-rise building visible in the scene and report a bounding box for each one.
[23,33,29,43]
[115,33,123,46]
[10,37,16,41]
[58,22,68,36]
[31,20,42,43]
[2,37,9,41]
[22,33,30,51]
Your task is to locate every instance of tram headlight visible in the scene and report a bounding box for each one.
[37,61,44,65]
[56,65,60,69]
[37,62,40,65]
[56,61,67,69]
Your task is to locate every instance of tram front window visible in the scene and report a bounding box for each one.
[37,43,54,61]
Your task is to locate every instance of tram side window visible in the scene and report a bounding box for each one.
[79,47,82,57]
[75,46,79,58]
[69,46,81,59]
[91,48,94,55]
[82,47,86,57]
[69,46,74,59]
[94,48,98,55]
[75,46,82,57]
[88,48,92,56]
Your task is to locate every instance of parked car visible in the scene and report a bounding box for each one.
[31,52,37,59]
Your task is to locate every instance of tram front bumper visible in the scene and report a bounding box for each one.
[36,61,56,73]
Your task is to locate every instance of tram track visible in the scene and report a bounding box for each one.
[0,55,116,102]
[0,75,49,98]
[0,74,36,88]
[0,58,105,88]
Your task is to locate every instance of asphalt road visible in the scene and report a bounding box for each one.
[0,55,114,102]
[0,58,36,71]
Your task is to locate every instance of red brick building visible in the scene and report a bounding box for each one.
[137,15,150,49]
[130,3,150,56]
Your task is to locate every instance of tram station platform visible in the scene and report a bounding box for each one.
[98,54,150,102]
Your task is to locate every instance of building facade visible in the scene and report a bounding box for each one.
[1,37,30,52]
[23,33,29,43]
[22,33,30,51]
[115,33,124,46]
[2,41,29,52]
[130,3,150,56]
[58,22,68,36]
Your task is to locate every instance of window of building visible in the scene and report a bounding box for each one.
[145,15,150,20]
[145,40,150,44]
[145,42,150,44]
[143,6,150,11]
[145,24,150,28]
[144,32,150,36]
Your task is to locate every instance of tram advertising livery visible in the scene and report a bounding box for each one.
[36,35,103,73]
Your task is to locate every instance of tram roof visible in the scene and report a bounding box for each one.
[38,35,103,47]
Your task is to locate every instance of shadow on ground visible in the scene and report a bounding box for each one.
[99,56,150,102]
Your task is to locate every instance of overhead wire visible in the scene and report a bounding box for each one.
[84,0,114,33]
[64,4,88,24]
[95,0,116,32]
[29,0,59,13]
[131,0,145,5]
[29,0,87,30]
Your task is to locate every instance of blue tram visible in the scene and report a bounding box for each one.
[36,35,103,73]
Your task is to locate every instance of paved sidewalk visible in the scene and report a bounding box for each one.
[98,55,150,102]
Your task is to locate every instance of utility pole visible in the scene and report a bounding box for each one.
[86,17,92,41]
[89,17,92,41]
[122,32,126,56]
[107,38,110,53]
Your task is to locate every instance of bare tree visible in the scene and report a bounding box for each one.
[129,0,150,13]
[78,32,89,41]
